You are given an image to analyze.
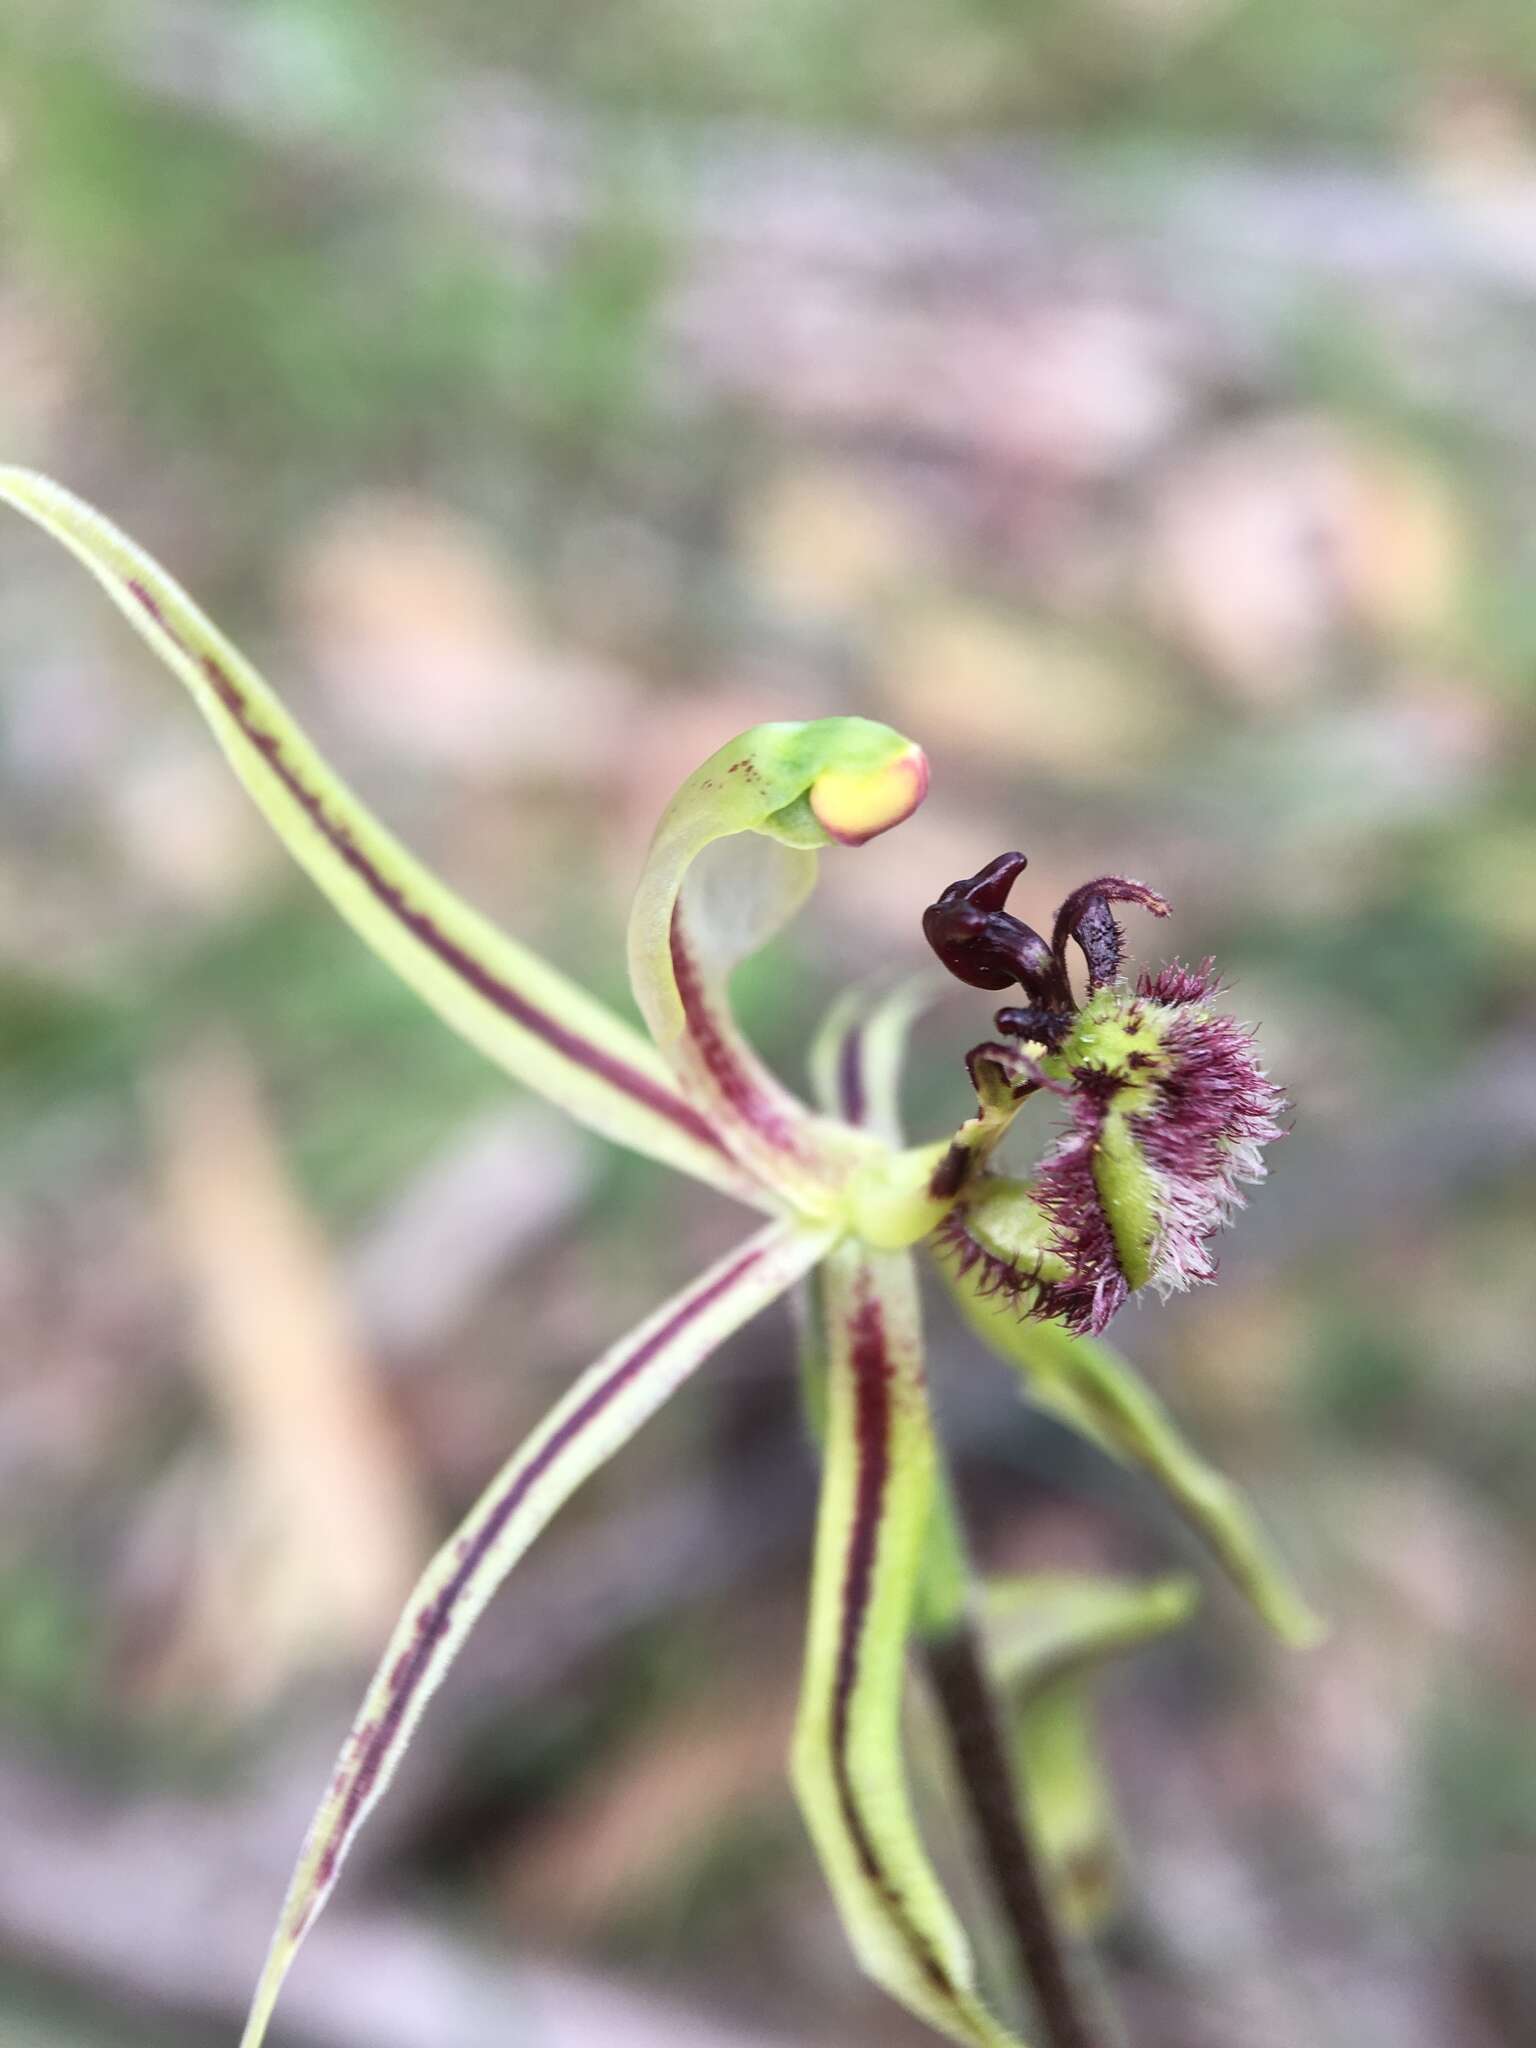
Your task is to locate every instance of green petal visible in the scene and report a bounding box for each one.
[809,981,968,1250]
[791,1243,1028,2048]
[808,979,931,1144]
[0,468,764,1206]
[238,1217,832,2048]
[940,1258,1323,1649]
[627,719,928,1211]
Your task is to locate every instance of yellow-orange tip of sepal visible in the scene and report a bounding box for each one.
[809,745,930,847]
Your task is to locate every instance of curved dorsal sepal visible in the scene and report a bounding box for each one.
[628,719,929,1209]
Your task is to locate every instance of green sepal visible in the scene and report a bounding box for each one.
[237,1218,832,2048]
[0,467,766,1206]
[627,719,928,1211]
[941,1259,1323,1649]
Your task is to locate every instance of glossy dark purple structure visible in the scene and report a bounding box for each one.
[922,852,1170,1049]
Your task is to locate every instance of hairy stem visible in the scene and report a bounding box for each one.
[923,1615,1111,2048]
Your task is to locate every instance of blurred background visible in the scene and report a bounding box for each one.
[2,3,1534,2044]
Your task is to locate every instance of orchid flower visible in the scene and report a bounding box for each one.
[1,468,1320,2048]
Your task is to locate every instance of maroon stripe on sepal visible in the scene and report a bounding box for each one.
[123,577,730,1163]
[835,1020,868,1127]
[669,909,805,1153]
[828,1279,957,2001]
[294,1237,768,1932]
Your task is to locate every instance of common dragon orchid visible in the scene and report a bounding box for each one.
[1,469,1318,2048]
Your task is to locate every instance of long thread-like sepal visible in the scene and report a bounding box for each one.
[239,1218,832,2048]
[0,467,766,1205]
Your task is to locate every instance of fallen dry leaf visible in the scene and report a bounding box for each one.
[284,491,640,783]
[736,457,937,623]
[497,1607,803,1937]
[876,596,1178,784]
[1142,415,1467,699]
[139,1032,429,1713]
